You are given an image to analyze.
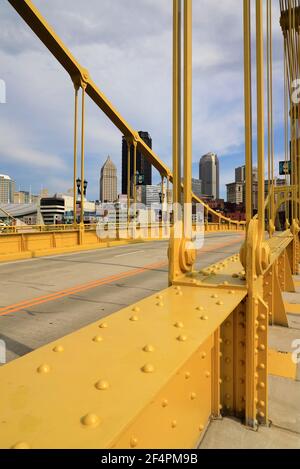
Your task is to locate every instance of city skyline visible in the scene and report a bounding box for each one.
[0,0,286,203]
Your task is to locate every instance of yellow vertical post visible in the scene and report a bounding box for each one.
[127,139,131,225]
[183,0,192,240]
[133,140,137,209]
[80,85,86,226]
[243,0,253,227]
[256,0,265,238]
[173,0,182,210]
[73,85,79,226]
[169,0,182,284]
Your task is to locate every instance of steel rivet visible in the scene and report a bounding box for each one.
[141,364,155,374]
[53,345,64,353]
[99,323,108,329]
[143,344,155,353]
[130,315,139,322]
[205,371,211,378]
[259,344,266,351]
[176,291,183,296]
[190,392,197,400]
[156,296,163,301]
[156,302,164,307]
[81,413,100,428]
[37,364,50,374]
[174,322,184,329]
[185,372,191,380]
[132,307,140,313]
[95,379,110,390]
[225,321,231,328]
[259,363,265,370]
[259,325,266,332]
[130,437,138,448]
[93,336,103,343]
[171,420,177,428]
[225,357,231,364]
[200,315,209,321]
[201,352,207,359]
[196,306,204,311]
[259,382,265,389]
[225,394,231,400]
[162,399,169,408]
[177,335,187,342]
[211,294,218,299]
[11,442,31,449]
[199,424,204,431]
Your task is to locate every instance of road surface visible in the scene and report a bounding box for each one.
[0,232,244,363]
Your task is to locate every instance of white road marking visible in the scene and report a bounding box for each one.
[114,251,144,258]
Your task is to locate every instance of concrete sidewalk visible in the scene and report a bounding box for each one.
[200,281,300,449]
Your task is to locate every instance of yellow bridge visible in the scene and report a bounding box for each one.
[0,0,300,450]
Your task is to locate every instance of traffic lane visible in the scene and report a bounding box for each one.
[0,242,169,307]
[0,237,243,363]
[0,233,243,308]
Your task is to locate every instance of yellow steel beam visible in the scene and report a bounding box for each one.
[0,285,247,449]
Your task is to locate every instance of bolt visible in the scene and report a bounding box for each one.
[130,316,139,322]
[95,380,109,391]
[81,413,100,428]
[37,364,51,374]
[143,344,155,353]
[93,336,103,343]
[141,364,155,374]
[11,442,31,449]
[130,437,138,448]
[177,335,187,342]
[99,323,108,329]
[53,345,64,353]
[174,322,184,329]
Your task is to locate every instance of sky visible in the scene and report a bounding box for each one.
[0,0,286,201]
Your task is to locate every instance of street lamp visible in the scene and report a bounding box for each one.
[76,178,88,196]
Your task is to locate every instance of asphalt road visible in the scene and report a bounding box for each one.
[0,232,244,363]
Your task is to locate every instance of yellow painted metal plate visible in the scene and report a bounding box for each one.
[0,285,246,449]
[176,255,246,289]
[268,349,297,380]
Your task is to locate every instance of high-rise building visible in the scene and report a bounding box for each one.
[235,165,258,184]
[0,174,15,203]
[234,165,258,210]
[122,131,152,195]
[192,179,202,198]
[199,153,219,199]
[226,182,244,205]
[100,156,118,203]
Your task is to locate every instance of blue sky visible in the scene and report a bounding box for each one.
[0,0,286,201]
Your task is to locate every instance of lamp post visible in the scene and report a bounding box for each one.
[76,178,88,224]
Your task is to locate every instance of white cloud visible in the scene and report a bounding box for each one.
[0,0,286,199]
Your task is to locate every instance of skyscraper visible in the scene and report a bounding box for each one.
[199,153,219,199]
[122,131,152,195]
[100,156,117,203]
[0,174,15,203]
